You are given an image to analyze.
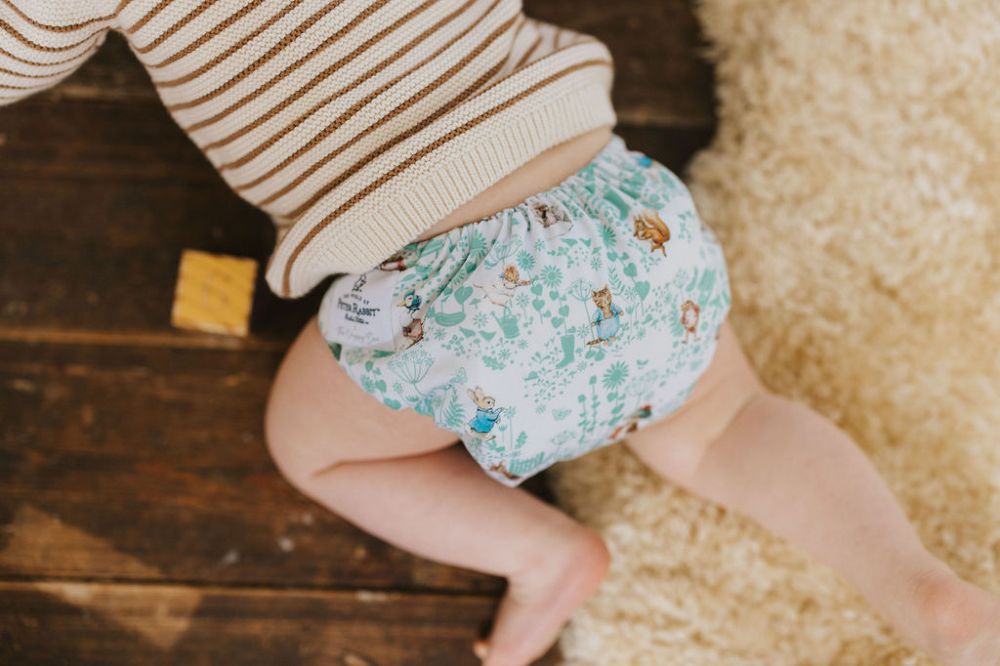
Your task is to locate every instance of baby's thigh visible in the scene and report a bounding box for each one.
[623,319,766,480]
[264,314,460,484]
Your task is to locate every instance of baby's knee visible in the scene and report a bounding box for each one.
[575,527,613,578]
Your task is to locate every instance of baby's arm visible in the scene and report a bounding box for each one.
[0,2,113,108]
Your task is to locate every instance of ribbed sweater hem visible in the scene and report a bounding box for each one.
[267,79,616,298]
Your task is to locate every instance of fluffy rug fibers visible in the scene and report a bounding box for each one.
[550,1,1000,664]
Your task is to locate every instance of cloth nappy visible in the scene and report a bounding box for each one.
[317,133,731,487]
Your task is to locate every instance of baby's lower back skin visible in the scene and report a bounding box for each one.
[413,125,614,242]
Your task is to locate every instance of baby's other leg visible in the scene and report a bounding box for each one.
[624,320,1000,666]
[265,316,611,666]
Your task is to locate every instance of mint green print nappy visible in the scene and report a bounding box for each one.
[317,133,732,488]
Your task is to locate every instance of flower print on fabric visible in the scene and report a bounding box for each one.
[317,133,732,488]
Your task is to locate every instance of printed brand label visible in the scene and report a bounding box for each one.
[318,272,398,351]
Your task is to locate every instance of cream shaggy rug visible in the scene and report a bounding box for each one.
[549,1,1000,664]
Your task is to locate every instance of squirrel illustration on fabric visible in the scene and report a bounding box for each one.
[473,265,533,308]
[587,285,623,345]
[680,299,701,343]
[466,386,505,440]
[633,209,671,255]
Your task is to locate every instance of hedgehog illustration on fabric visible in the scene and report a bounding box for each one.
[401,317,424,348]
[680,299,701,343]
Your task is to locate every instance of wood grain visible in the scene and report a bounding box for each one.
[0,339,559,590]
[524,0,714,127]
[0,171,318,343]
[1,580,566,665]
[0,107,712,342]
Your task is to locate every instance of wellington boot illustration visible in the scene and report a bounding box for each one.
[553,333,576,369]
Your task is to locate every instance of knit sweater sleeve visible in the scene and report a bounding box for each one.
[0,1,117,106]
[2,1,617,299]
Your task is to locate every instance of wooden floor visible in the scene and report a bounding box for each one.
[0,2,715,664]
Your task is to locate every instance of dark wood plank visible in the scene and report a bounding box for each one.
[0,97,218,184]
[615,124,715,181]
[18,33,159,105]
[0,111,713,342]
[1,580,564,666]
[0,339,553,590]
[524,0,715,127]
[23,5,713,127]
[0,174,321,343]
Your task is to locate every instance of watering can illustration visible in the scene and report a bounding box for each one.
[491,311,520,339]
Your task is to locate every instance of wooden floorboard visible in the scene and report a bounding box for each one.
[0,173,318,342]
[0,115,711,348]
[1,580,556,666]
[524,0,715,127]
[0,339,535,591]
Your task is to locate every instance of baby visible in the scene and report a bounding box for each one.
[7,2,998,664]
[267,128,1000,666]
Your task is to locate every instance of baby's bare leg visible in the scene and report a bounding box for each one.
[625,321,1000,665]
[265,316,611,666]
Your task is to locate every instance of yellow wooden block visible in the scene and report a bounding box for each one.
[171,249,258,337]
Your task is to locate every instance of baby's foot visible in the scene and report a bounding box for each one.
[473,530,611,666]
[905,568,1000,665]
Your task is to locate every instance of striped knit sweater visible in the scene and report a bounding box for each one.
[0,0,617,298]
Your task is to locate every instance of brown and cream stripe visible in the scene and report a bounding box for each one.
[1,0,616,298]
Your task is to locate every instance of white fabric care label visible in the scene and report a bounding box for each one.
[317,272,399,351]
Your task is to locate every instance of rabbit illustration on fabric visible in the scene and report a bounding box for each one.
[379,248,418,271]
